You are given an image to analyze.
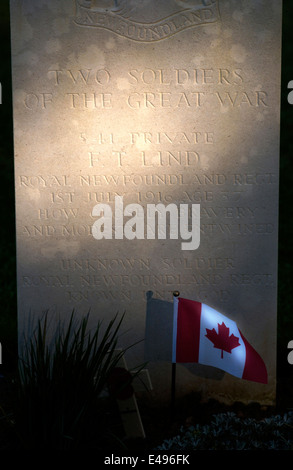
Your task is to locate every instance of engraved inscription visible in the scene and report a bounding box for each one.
[74,0,220,42]
[23,65,269,126]
[10,0,282,408]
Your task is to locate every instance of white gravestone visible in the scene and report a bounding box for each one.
[10,0,282,405]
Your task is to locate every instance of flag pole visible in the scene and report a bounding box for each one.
[171,290,180,407]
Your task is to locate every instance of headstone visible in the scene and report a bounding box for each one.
[10,0,282,406]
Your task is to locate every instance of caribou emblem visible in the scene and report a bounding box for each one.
[89,0,216,8]
[75,0,220,42]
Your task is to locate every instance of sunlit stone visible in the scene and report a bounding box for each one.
[10,0,282,405]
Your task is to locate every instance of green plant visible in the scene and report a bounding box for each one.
[16,310,137,450]
[156,411,293,451]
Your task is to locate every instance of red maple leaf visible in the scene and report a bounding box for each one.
[205,322,241,358]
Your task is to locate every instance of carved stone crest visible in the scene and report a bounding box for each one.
[74,0,220,42]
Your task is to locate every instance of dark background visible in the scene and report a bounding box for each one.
[0,1,292,404]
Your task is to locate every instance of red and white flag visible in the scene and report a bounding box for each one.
[172,296,267,384]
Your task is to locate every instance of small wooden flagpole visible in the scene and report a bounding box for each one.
[171,291,180,407]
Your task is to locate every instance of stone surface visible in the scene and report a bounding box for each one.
[10,0,282,405]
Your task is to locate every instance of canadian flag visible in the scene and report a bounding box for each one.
[172,297,267,384]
